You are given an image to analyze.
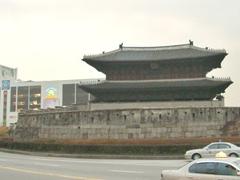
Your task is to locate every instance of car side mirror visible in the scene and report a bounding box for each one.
[237,171,240,176]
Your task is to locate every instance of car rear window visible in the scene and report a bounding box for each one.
[218,144,231,149]
[216,163,238,176]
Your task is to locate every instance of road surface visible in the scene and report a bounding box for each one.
[0,151,188,180]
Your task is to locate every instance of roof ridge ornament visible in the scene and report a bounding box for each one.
[119,42,123,49]
[189,39,194,45]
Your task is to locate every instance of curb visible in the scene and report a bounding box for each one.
[0,148,184,160]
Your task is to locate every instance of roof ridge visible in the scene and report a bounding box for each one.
[83,44,191,58]
[122,43,190,50]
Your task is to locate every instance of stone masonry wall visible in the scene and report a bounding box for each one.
[13,107,240,142]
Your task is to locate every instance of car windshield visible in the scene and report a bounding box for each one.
[179,161,192,170]
[203,144,210,149]
[233,160,240,169]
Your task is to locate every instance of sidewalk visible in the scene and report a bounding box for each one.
[0,148,184,160]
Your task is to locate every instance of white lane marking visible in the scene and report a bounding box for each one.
[0,155,183,167]
[0,152,185,167]
[33,162,60,167]
[43,159,164,167]
[110,169,144,174]
[24,157,179,166]
[31,157,52,161]
[1,155,161,166]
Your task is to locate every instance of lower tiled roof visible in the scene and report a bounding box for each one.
[80,78,232,91]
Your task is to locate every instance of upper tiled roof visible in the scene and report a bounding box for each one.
[83,43,227,62]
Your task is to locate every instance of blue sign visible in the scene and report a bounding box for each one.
[2,80,10,90]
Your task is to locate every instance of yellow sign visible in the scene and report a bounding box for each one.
[45,87,57,99]
[216,151,227,158]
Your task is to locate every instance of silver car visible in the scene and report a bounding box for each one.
[161,157,240,180]
[185,142,240,160]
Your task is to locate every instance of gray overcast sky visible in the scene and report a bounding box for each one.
[0,0,239,106]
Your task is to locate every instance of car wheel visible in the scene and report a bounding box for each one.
[192,153,201,160]
[229,153,239,158]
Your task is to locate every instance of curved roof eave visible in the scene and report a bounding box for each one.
[83,53,227,64]
[79,78,233,91]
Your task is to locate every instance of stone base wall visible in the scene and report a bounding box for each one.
[13,107,240,142]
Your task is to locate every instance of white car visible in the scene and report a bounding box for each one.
[185,142,240,160]
[161,157,240,180]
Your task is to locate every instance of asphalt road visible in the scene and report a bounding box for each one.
[0,151,188,180]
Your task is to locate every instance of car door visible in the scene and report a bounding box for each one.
[215,162,240,180]
[186,173,217,180]
[187,162,218,180]
[204,144,219,158]
[217,143,232,155]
